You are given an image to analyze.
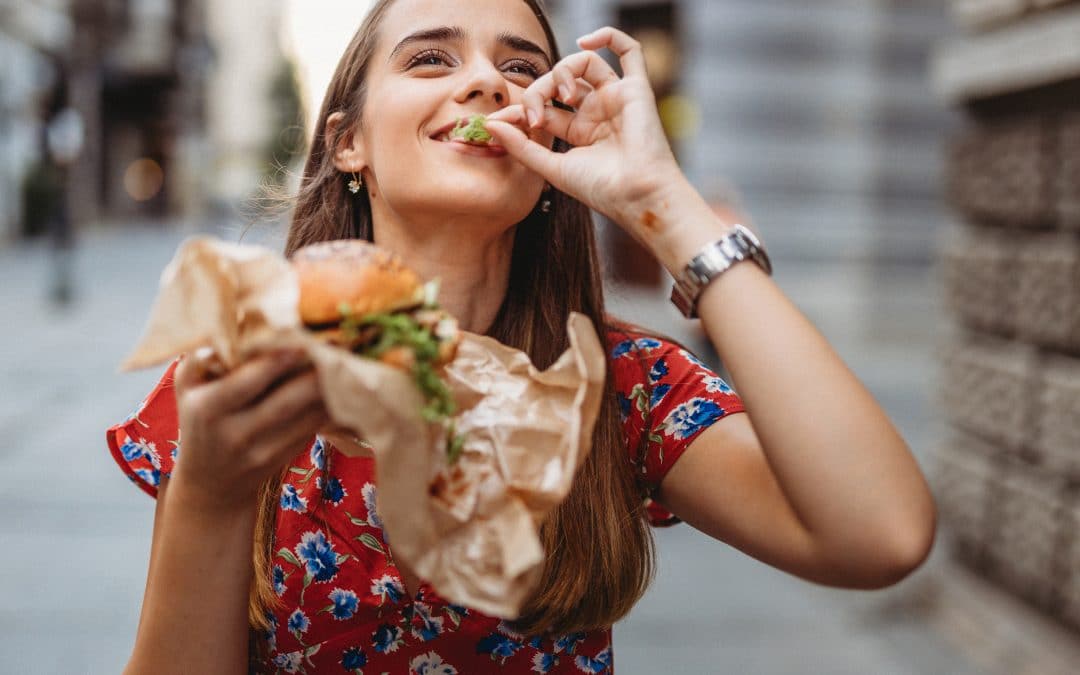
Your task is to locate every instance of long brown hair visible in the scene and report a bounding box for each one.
[248,0,657,652]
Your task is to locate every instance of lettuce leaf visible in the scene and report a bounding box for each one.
[449,114,492,144]
[338,306,464,462]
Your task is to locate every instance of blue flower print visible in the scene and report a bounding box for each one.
[554,631,586,655]
[574,646,612,673]
[406,602,445,642]
[662,397,727,441]
[701,373,734,394]
[678,348,709,369]
[322,476,347,506]
[326,587,359,621]
[295,530,340,583]
[361,483,383,530]
[648,357,668,384]
[372,623,404,654]
[287,608,310,635]
[273,564,287,596]
[532,651,558,673]
[310,437,326,471]
[264,609,278,653]
[649,384,671,409]
[341,646,367,670]
[477,632,524,663]
[135,467,161,488]
[409,652,458,675]
[611,337,662,359]
[120,437,161,468]
[370,574,405,605]
[280,483,308,513]
[272,651,302,673]
[617,393,631,423]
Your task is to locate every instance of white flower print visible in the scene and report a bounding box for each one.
[272,651,302,673]
[700,372,734,394]
[678,348,709,369]
[662,397,728,441]
[370,574,405,605]
[410,651,458,675]
[361,482,383,530]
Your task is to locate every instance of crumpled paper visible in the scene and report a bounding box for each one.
[121,236,606,618]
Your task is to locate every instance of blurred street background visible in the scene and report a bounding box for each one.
[3,0,1080,673]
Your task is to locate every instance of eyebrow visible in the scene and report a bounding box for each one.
[388,25,552,68]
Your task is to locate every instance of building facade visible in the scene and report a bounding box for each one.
[0,0,290,245]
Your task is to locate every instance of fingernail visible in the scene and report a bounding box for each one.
[526,108,539,127]
[558,85,570,101]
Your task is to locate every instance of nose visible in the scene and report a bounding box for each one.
[454,56,509,107]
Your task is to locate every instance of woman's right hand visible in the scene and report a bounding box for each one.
[171,349,330,513]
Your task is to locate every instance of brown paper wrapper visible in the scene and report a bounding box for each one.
[121,236,606,618]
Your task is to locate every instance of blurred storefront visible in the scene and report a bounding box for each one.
[0,0,295,247]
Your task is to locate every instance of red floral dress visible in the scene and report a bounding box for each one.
[107,324,745,674]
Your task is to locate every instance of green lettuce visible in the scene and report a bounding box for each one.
[338,304,465,463]
[449,114,492,144]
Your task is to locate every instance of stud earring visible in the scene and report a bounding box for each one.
[347,171,363,194]
[540,184,552,213]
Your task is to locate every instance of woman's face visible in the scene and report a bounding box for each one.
[352,0,555,229]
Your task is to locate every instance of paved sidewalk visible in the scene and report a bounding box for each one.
[0,221,1073,673]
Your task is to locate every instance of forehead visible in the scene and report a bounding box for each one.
[377,0,549,54]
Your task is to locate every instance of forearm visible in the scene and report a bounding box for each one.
[638,179,937,564]
[126,479,255,675]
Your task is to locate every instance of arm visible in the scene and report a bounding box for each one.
[123,351,329,674]
[125,476,255,674]
[485,26,936,589]
[650,182,937,589]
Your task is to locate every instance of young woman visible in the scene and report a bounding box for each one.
[108,0,937,672]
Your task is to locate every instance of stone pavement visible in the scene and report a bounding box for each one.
[1,221,1076,673]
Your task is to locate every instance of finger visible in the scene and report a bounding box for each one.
[576,27,648,81]
[552,67,576,105]
[484,118,564,181]
[240,369,322,434]
[523,51,618,127]
[203,350,307,414]
[488,104,576,145]
[564,78,595,108]
[256,400,332,469]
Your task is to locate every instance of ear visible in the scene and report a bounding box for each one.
[326,111,366,173]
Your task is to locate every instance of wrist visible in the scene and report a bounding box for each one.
[167,468,260,520]
[628,176,741,275]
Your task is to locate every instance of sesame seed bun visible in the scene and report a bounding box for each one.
[291,240,423,325]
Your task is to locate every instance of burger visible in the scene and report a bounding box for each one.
[291,239,465,459]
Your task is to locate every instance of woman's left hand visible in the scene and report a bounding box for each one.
[484,26,684,232]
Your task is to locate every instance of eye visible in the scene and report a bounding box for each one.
[407,49,455,69]
[504,58,544,79]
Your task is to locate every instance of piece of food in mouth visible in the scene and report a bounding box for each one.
[291,239,466,461]
[448,114,493,144]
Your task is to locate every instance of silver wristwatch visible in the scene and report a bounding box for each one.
[670,224,772,318]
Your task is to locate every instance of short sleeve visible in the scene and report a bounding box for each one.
[609,330,746,526]
[105,359,181,499]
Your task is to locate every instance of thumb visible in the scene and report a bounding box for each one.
[174,347,223,393]
[484,116,562,183]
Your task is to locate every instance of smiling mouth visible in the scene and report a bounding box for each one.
[427,116,527,148]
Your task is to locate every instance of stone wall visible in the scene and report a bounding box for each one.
[932,0,1080,635]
